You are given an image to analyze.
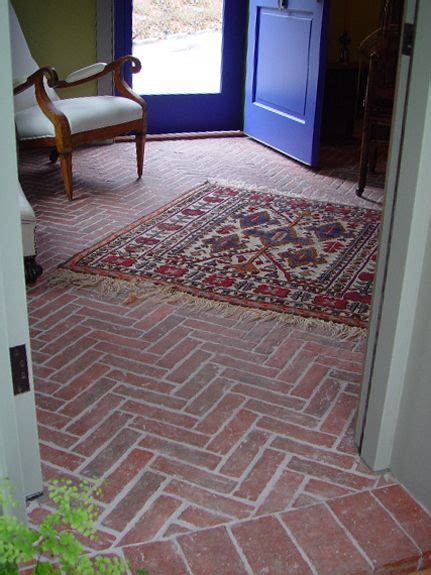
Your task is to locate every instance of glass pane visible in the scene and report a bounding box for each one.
[132,0,224,95]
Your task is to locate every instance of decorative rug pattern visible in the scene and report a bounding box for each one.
[60,182,381,330]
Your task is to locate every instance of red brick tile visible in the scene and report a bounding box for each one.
[122,399,197,428]
[304,478,355,499]
[94,340,160,367]
[90,329,150,351]
[59,377,116,418]
[232,516,314,574]
[123,540,189,575]
[183,318,244,339]
[172,362,220,398]
[265,337,304,368]
[46,336,98,370]
[54,363,111,400]
[257,469,304,514]
[151,457,236,494]
[234,448,285,502]
[165,479,252,519]
[329,492,420,572]
[168,349,213,384]
[72,411,131,456]
[318,355,364,373]
[36,407,70,429]
[291,363,331,399]
[131,416,208,447]
[139,435,221,470]
[278,350,316,383]
[39,444,84,472]
[35,392,64,413]
[373,485,431,556]
[220,429,269,478]
[103,470,165,531]
[224,367,293,394]
[179,526,249,575]
[52,349,106,383]
[304,341,365,363]
[245,398,318,428]
[206,409,258,454]
[120,495,182,545]
[100,353,167,380]
[157,335,198,369]
[212,353,279,379]
[37,424,78,450]
[202,341,267,364]
[304,378,340,417]
[281,504,372,575]
[65,393,124,436]
[38,324,91,356]
[287,456,376,491]
[195,393,245,435]
[56,360,110,399]
[81,428,140,478]
[329,368,363,383]
[185,377,231,416]
[178,505,231,529]
[231,382,303,411]
[257,416,336,448]
[98,448,154,503]
[113,383,186,410]
[321,392,358,435]
[108,369,175,394]
[136,307,181,336]
[271,436,355,469]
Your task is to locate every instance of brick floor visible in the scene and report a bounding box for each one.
[21,137,431,574]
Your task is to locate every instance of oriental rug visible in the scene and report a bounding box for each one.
[58,182,381,332]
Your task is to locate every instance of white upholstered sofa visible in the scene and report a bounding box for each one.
[18,183,42,283]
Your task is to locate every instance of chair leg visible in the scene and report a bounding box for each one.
[49,149,59,163]
[356,121,371,198]
[59,152,73,200]
[136,132,145,179]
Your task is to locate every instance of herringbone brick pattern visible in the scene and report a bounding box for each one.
[21,138,431,574]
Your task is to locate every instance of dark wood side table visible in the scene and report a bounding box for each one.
[321,62,359,141]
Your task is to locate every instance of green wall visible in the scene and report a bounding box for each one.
[11,0,97,97]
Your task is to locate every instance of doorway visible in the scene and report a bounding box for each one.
[114,0,247,133]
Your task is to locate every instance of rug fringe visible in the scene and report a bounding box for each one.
[50,269,366,341]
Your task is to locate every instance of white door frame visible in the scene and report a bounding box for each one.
[356,0,431,471]
[0,0,42,505]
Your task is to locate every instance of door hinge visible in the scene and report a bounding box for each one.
[10,344,30,395]
[402,23,414,56]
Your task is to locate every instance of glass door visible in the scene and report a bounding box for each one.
[115,0,247,134]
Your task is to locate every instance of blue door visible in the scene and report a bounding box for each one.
[115,0,247,134]
[244,0,329,166]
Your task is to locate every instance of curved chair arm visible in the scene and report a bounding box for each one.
[13,66,59,96]
[13,66,71,149]
[53,55,147,112]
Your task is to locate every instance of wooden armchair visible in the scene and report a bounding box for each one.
[9,4,147,201]
[356,0,403,197]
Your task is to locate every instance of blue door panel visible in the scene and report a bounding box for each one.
[115,0,247,134]
[244,0,329,167]
[254,10,311,117]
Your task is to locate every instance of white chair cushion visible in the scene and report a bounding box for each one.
[15,96,144,141]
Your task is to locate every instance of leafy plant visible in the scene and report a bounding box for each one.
[0,479,148,575]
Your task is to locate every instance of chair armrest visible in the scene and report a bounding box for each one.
[64,62,107,84]
[53,55,142,89]
[13,66,59,96]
